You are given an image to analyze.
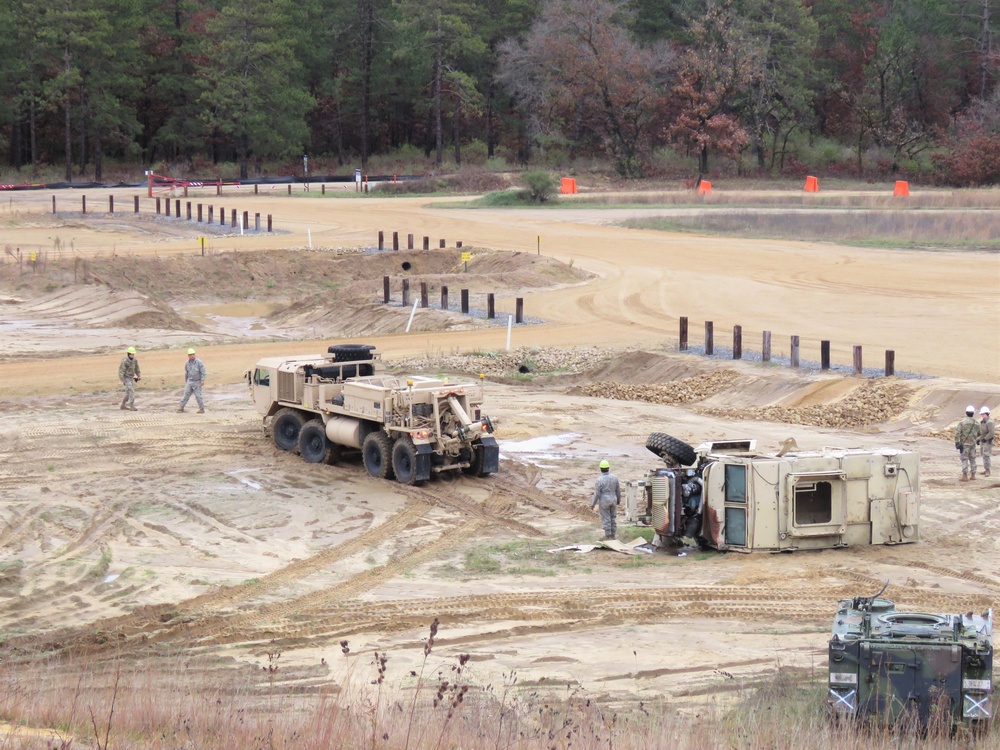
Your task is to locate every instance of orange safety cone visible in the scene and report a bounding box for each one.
[698,180,712,194]
[804,176,819,192]
[893,180,910,197]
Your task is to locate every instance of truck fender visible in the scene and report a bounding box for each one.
[478,436,500,475]
[414,443,434,482]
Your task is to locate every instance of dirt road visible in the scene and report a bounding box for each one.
[1,186,997,383]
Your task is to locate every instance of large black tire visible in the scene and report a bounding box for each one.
[299,420,330,463]
[392,436,421,485]
[462,447,483,477]
[273,408,306,452]
[462,446,487,477]
[645,432,696,466]
[327,344,376,363]
[362,431,395,480]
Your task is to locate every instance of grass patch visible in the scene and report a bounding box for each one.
[85,550,113,582]
[623,211,1000,251]
[620,525,654,543]
[461,539,570,577]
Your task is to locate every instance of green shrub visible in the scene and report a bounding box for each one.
[484,155,510,171]
[460,139,489,165]
[520,171,557,203]
[475,189,530,206]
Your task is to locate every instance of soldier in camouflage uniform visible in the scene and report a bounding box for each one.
[591,459,621,540]
[955,405,981,481]
[178,348,207,413]
[980,406,995,478]
[118,346,141,411]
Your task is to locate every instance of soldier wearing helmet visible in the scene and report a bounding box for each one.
[178,348,207,413]
[979,406,995,478]
[591,459,621,540]
[955,405,981,481]
[118,346,141,411]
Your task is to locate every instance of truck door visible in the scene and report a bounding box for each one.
[785,471,847,539]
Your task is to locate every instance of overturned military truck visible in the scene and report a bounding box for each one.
[249,344,498,484]
[829,587,993,730]
[624,433,920,552]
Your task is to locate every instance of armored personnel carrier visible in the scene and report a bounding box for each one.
[249,344,498,484]
[624,433,919,551]
[829,587,993,730]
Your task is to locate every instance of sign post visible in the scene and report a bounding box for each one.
[461,251,471,272]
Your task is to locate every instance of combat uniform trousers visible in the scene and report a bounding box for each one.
[180,381,204,411]
[982,442,992,477]
[961,445,978,478]
[121,378,135,409]
[598,497,618,539]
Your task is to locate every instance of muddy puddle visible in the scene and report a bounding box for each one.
[180,301,290,338]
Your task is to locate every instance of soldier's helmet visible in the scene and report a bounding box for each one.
[967,405,976,415]
[982,406,991,415]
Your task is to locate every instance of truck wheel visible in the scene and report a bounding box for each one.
[645,432,696,466]
[392,436,421,485]
[462,447,487,477]
[362,432,395,480]
[273,408,306,452]
[299,420,329,463]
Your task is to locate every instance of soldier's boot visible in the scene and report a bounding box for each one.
[177,407,185,413]
[197,408,205,414]
[961,472,969,482]
[120,398,128,410]
[985,469,991,477]
[128,405,137,411]
[971,472,976,480]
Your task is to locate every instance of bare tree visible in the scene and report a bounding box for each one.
[497,0,674,177]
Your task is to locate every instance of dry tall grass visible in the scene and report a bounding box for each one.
[1,641,996,750]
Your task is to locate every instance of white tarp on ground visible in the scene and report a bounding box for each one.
[547,537,653,556]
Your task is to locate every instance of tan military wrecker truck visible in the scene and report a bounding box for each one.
[625,433,920,552]
[249,344,498,484]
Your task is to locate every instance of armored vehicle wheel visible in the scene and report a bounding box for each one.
[273,408,306,452]
[299,420,330,463]
[362,432,395,480]
[392,436,422,485]
[645,432,696,466]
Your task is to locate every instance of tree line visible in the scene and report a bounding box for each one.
[0,0,997,183]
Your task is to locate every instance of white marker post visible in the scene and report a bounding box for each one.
[308,228,313,249]
[405,298,419,332]
[506,315,513,350]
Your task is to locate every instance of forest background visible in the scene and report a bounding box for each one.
[0,0,997,185]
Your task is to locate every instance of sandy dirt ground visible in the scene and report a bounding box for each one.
[1,184,999,711]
